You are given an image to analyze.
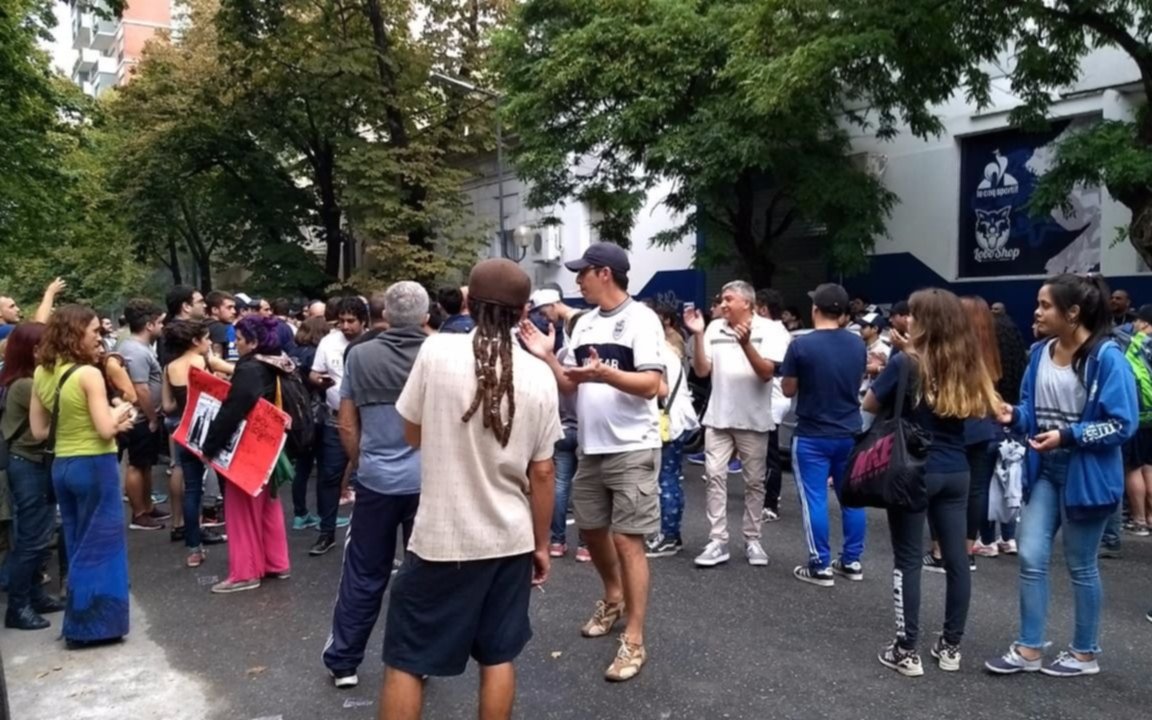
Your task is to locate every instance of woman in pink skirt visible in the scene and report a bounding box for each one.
[200,316,293,593]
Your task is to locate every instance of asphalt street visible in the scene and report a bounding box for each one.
[6,464,1152,720]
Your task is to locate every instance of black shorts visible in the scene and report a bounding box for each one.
[382,552,533,677]
[1124,427,1152,470]
[119,422,163,469]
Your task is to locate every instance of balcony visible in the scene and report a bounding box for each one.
[72,11,92,49]
[91,18,119,52]
[72,47,98,78]
[94,55,119,94]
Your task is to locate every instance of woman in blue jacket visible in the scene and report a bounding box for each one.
[985,274,1137,678]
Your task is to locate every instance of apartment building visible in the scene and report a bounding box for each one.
[71,1,173,96]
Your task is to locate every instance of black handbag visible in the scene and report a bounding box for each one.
[842,357,931,512]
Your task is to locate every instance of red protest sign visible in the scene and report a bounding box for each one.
[173,368,290,497]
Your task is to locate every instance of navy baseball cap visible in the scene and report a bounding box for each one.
[808,283,850,316]
[564,242,630,275]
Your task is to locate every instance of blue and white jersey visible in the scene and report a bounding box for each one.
[564,299,665,454]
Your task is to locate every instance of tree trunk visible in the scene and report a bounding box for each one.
[728,172,777,288]
[315,149,344,278]
[166,236,183,286]
[360,0,433,251]
[1128,194,1152,269]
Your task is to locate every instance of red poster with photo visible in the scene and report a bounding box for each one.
[172,368,290,497]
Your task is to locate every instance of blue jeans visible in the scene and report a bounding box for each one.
[792,436,865,570]
[550,429,578,544]
[1017,452,1109,655]
[292,444,316,518]
[316,420,348,534]
[658,434,687,540]
[5,456,55,612]
[1101,506,1122,548]
[177,446,205,549]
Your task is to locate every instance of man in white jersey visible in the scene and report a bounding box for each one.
[755,289,792,522]
[685,281,780,567]
[520,242,663,682]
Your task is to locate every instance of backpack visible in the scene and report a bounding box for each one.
[1114,327,1152,426]
[275,370,317,459]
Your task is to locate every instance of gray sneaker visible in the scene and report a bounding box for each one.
[984,645,1043,674]
[1040,651,1100,677]
[694,540,730,567]
[745,541,768,567]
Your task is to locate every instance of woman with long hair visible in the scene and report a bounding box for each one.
[200,316,293,593]
[985,275,1137,677]
[161,320,226,568]
[863,288,1001,676]
[1,322,66,630]
[29,305,135,647]
[287,316,328,530]
[923,296,1007,572]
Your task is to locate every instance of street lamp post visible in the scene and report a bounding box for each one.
[428,72,509,257]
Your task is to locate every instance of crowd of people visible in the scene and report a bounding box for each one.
[1,252,1151,718]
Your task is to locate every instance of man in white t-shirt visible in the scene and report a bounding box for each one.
[382,260,560,720]
[520,242,663,683]
[756,289,793,522]
[308,297,366,556]
[685,281,781,568]
[856,311,892,431]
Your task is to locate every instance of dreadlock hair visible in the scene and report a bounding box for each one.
[461,299,522,447]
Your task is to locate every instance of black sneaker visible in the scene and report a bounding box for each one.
[129,514,165,531]
[330,668,359,688]
[645,534,683,558]
[149,507,173,522]
[878,640,924,677]
[922,553,946,574]
[170,527,185,543]
[201,530,228,546]
[309,534,337,556]
[931,636,961,672]
[793,565,834,588]
[969,555,977,573]
[831,559,863,582]
[1099,543,1122,559]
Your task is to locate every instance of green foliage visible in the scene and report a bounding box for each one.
[0,1,143,311]
[495,0,896,286]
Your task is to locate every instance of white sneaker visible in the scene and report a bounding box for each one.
[694,540,730,567]
[745,540,769,567]
[761,508,780,523]
[973,540,999,558]
[998,539,1018,555]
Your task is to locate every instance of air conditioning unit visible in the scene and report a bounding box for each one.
[532,225,562,264]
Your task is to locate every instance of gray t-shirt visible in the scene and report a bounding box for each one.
[1034,340,1086,431]
[340,346,420,496]
[117,336,162,419]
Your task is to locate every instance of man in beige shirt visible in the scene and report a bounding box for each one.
[380,260,562,720]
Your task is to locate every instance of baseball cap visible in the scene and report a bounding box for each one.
[808,283,850,316]
[564,242,630,275]
[530,288,562,309]
[234,292,254,310]
[890,300,910,316]
[858,311,886,329]
[1137,303,1152,325]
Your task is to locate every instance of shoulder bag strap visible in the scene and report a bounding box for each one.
[660,361,685,411]
[892,356,913,422]
[46,365,84,457]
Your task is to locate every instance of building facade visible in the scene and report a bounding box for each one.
[71,1,173,97]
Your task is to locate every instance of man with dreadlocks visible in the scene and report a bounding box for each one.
[521,242,665,682]
[381,260,561,720]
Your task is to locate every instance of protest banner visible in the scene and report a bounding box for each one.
[173,368,290,497]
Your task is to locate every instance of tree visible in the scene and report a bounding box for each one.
[494,0,895,287]
[737,0,1152,267]
[0,0,144,309]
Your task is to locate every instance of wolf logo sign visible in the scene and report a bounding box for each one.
[957,118,1101,278]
